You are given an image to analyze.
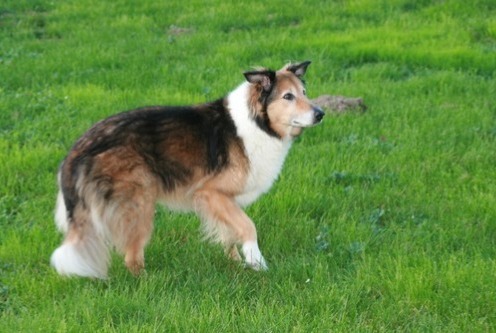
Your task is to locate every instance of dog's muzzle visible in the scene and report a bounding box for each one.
[291,106,325,127]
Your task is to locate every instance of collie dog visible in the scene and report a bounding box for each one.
[51,61,324,278]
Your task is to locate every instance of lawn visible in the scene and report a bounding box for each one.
[1,0,495,331]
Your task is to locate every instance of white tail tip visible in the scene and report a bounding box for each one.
[50,243,108,279]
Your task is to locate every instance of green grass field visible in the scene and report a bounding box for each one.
[1,0,496,331]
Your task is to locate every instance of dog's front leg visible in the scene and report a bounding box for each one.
[193,189,268,271]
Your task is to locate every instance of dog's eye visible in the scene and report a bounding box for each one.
[303,90,307,96]
[283,93,295,101]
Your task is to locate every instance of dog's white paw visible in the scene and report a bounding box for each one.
[242,241,268,271]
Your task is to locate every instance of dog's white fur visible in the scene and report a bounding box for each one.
[230,82,293,207]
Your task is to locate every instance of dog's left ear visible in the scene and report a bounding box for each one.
[286,61,312,78]
[244,70,276,93]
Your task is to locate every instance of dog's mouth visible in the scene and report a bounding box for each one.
[290,117,324,128]
[290,120,313,128]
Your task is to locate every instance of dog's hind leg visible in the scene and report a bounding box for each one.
[108,185,156,276]
[122,201,155,277]
[194,189,268,271]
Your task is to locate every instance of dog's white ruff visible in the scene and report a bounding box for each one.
[228,82,292,207]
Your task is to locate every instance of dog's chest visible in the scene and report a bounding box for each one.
[227,82,293,206]
[235,133,292,206]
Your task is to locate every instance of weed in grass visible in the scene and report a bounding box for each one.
[315,225,331,253]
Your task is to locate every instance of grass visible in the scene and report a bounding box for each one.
[1,0,496,331]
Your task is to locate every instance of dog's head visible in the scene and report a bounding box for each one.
[244,61,324,138]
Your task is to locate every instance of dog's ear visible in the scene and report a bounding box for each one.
[286,61,311,78]
[243,70,276,92]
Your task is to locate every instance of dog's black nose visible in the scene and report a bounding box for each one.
[314,108,325,122]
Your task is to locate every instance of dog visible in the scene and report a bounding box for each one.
[50,61,324,278]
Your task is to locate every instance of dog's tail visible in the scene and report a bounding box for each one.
[50,189,110,279]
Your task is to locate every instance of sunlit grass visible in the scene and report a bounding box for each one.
[1,0,495,331]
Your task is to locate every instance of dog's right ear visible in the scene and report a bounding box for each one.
[243,70,276,93]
